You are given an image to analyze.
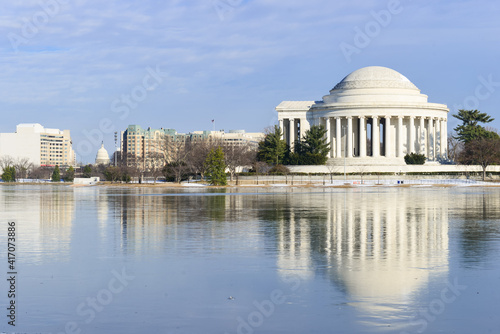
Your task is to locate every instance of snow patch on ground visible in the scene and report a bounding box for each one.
[181,182,208,187]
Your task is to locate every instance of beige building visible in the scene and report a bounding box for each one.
[0,123,75,167]
[192,129,263,149]
[120,125,263,170]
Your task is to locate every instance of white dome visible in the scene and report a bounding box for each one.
[322,66,427,104]
[332,66,418,90]
[95,143,110,165]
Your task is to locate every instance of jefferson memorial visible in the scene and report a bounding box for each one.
[276,66,449,165]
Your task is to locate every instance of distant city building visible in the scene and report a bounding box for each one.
[94,143,111,165]
[192,129,263,149]
[0,123,76,167]
[119,125,263,169]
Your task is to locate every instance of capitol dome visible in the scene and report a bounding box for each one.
[95,143,111,165]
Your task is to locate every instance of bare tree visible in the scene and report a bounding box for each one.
[103,166,122,182]
[326,159,339,184]
[222,142,256,182]
[13,157,34,179]
[357,165,368,184]
[145,151,165,183]
[457,137,500,181]
[252,161,270,185]
[447,132,463,163]
[161,135,191,183]
[0,156,14,171]
[186,139,219,181]
[30,166,52,180]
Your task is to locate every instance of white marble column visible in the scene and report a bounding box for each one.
[409,116,415,154]
[279,119,284,139]
[428,117,434,160]
[359,116,366,157]
[289,118,295,151]
[441,119,447,159]
[419,116,426,156]
[372,116,380,157]
[397,116,404,157]
[347,116,353,158]
[325,117,332,158]
[384,116,391,157]
[336,117,342,158]
[436,118,441,160]
[301,118,310,136]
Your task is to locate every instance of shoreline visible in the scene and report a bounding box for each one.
[1,180,500,188]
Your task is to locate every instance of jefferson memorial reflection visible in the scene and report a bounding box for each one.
[274,189,449,327]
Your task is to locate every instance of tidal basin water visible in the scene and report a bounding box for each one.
[1,185,500,333]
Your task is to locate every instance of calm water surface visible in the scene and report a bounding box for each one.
[1,185,500,333]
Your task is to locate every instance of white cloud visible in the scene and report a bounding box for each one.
[1,0,500,161]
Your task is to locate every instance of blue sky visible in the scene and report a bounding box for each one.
[1,0,500,163]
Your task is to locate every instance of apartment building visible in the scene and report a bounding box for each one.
[120,125,263,169]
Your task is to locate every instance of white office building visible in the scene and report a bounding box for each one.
[0,123,76,167]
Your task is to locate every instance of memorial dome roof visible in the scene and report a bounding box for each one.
[321,66,427,105]
[331,66,419,91]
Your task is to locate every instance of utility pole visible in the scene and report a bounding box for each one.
[114,132,118,166]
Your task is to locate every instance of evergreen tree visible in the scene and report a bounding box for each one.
[82,164,92,178]
[52,165,61,182]
[453,109,498,143]
[301,125,330,155]
[63,166,75,182]
[1,166,16,182]
[204,147,227,186]
[257,125,288,165]
[288,125,330,165]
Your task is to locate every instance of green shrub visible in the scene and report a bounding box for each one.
[404,153,426,165]
[268,164,290,175]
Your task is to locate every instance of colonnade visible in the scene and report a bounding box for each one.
[280,115,448,161]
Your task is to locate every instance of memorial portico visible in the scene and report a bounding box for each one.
[276,66,449,165]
